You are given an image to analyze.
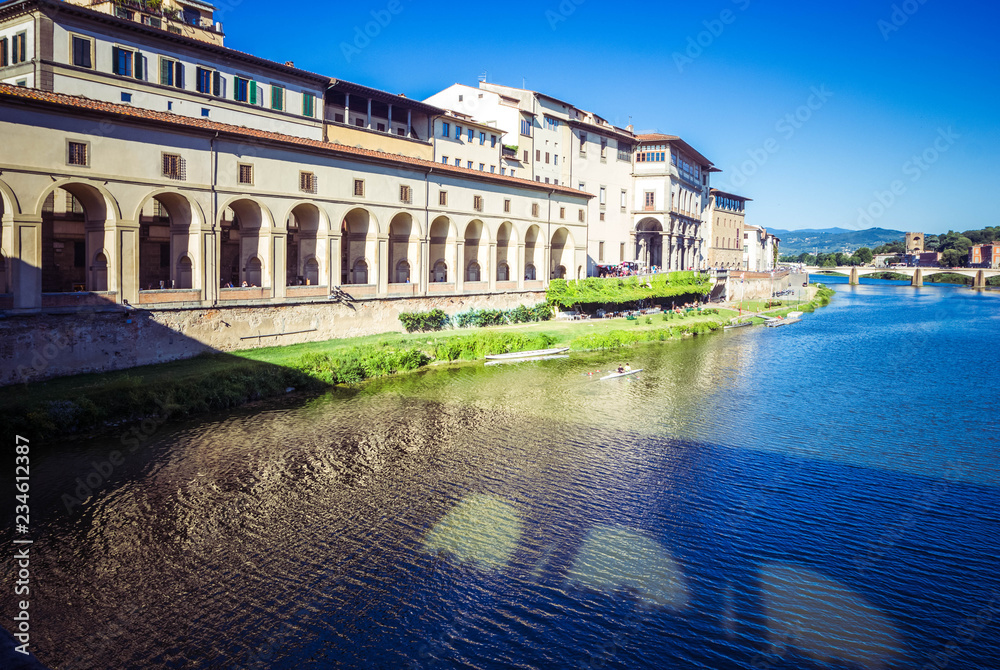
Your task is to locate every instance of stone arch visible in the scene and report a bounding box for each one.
[91,250,109,291]
[389,212,418,285]
[35,180,120,293]
[286,202,327,286]
[550,226,575,279]
[0,179,14,295]
[218,197,273,288]
[341,207,377,285]
[176,253,194,289]
[464,219,486,282]
[496,221,516,282]
[524,224,541,281]
[429,215,455,284]
[636,217,664,268]
[134,189,204,292]
[351,257,369,285]
[245,255,263,287]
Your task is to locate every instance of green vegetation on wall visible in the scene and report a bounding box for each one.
[546,272,712,309]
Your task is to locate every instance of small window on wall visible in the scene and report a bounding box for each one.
[400,185,411,204]
[559,207,565,219]
[578,209,585,222]
[112,45,146,80]
[473,195,483,212]
[303,93,315,118]
[300,171,316,193]
[238,163,253,185]
[271,85,284,111]
[353,179,364,197]
[11,31,27,65]
[531,203,539,218]
[71,35,93,69]
[439,191,447,206]
[67,140,89,166]
[162,153,185,180]
[503,199,511,213]
[160,57,184,89]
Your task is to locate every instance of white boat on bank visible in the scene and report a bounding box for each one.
[485,354,570,366]
[599,368,643,380]
[484,347,569,361]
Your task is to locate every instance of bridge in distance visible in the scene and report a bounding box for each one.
[803,266,999,288]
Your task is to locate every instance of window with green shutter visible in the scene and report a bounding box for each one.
[302,92,314,118]
[271,85,284,111]
[249,80,258,105]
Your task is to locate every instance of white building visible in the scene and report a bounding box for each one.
[426,81,637,273]
[0,0,329,139]
[632,134,716,271]
[742,225,779,272]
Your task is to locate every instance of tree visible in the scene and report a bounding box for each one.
[874,240,904,255]
[855,247,873,264]
[939,248,967,268]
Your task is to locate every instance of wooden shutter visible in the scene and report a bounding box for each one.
[175,62,184,89]
[111,45,120,75]
[0,38,6,67]
[160,58,171,85]
[249,80,257,105]
[212,70,221,96]
[135,52,144,80]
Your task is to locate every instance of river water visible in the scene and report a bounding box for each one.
[5,277,1000,669]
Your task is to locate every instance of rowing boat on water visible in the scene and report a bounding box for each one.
[485,354,570,366]
[599,368,643,380]
[484,347,569,361]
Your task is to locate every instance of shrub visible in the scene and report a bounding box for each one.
[399,309,450,333]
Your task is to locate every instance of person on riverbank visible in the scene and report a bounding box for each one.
[625,363,632,372]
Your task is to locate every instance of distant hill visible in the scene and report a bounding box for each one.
[769,227,905,255]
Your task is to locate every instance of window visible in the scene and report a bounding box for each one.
[160,57,184,89]
[439,191,448,206]
[599,241,604,262]
[238,163,253,185]
[71,35,92,69]
[618,143,632,161]
[578,209,585,222]
[544,116,559,131]
[400,185,411,204]
[455,125,462,139]
[454,158,460,166]
[644,191,655,210]
[621,190,628,209]
[599,186,606,206]
[600,212,605,221]
[510,169,515,177]
[201,108,210,117]
[116,6,134,20]
[441,156,448,164]
[271,85,284,111]
[300,171,316,193]
[490,135,497,148]
[121,92,132,103]
[11,31,26,65]
[554,179,558,185]
[600,139,607,161]
[545,178,549,184]
[500,167,506,175]
[467,161,473,169]
[531,203,539,217]
[479,132,486,145]
[545,152,550,164]
[303,92,315,117]
[473,195,483,212]
[142,15,162,28]
[578,182,585,191]
[559,207,565,219]
[479,163,485,172]
[523,150,529,163]
[0,37,6,68]
[442,122,450,137]
[112,45,145,79]
[504,199,511,213]
[536,149,541,162]
[520,118,532,136]
[67,141,88,166]
[353,179,364,197]
[468,128,474,142]
[579,132,588,155]
[620,242,625,260]
[233,76,249,102]
[554,155,558,166]
[376,123,385,132]
[162,153,185,180]
[196,67,218,95]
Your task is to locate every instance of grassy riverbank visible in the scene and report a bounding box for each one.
[2,285,834,442]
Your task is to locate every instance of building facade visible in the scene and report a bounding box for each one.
[704,189,748,269]
[970,243,1000,269]
[632,134,715,271]
[742,225,779,272]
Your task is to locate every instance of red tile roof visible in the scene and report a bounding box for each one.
[0,84,590,199]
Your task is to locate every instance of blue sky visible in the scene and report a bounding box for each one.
[220,0,999,235]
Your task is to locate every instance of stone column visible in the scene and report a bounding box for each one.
[366,98,372,130]
[911,268,923,287]
[376,236,389,295]
[203,228,218,303]
[271,233,286,299]
[11,216,41,312]
[849,267,859,285]
[455,239,465,293]
[329,234,341,288]
[419,237,429,294]
[344,93,350,125]
[517,243,525,291]
[488,241,497,292]
[116,220,139,305]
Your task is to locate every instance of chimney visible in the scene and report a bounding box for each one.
[626,124,634,133]
[284,61,294,67]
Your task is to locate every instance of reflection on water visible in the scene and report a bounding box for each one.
[3,278,1000,669]
[565,526,689,610]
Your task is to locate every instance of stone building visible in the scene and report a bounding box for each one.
[704,189,749,269]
